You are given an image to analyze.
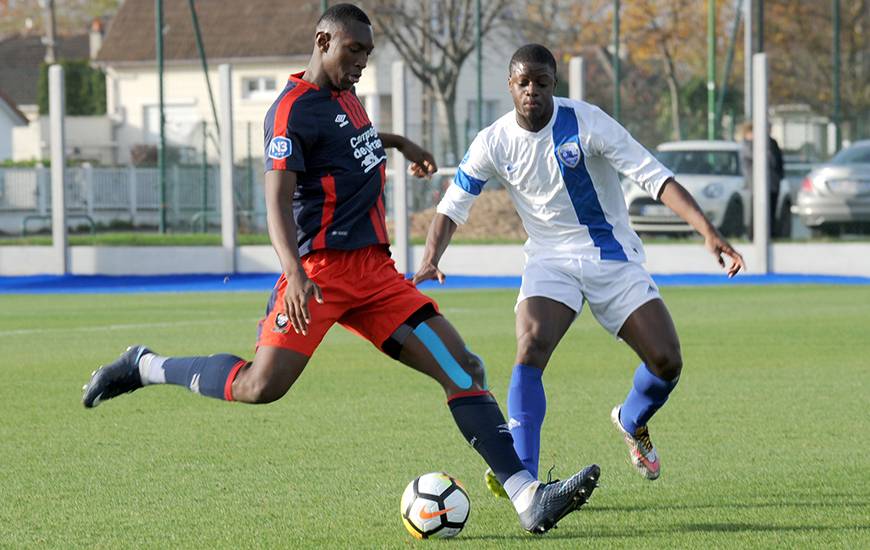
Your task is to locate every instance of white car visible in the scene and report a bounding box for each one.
[623,140,790,237]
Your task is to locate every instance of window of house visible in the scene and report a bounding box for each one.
[242,77,278,100]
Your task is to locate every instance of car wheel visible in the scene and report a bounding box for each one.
[719,197,745,238]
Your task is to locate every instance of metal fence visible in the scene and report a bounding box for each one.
[0,165,265,235]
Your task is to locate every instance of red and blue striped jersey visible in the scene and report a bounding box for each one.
[264,72,389,256]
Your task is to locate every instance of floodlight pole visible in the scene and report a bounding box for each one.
[475,0,483,133]
[744,0,752,120]
[832,0,841,151]
[612,0,621,122]
[707,0,716,139]
[156,0,167,233]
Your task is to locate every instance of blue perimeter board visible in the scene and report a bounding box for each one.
[1,273,869,294]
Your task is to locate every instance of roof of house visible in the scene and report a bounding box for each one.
[0,87,28,125]
[0,33,89,106]
[96,0,321,64]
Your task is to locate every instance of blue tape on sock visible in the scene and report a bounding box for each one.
[413,323,472,389]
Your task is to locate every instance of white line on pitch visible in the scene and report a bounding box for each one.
[0,318,260,338]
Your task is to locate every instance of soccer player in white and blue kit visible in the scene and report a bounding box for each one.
[414,44,744,489]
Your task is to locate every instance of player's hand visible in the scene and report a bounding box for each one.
[399,139,438,179]
[283,268,324,336]
[411,262,445,286]
[705,232,745,278]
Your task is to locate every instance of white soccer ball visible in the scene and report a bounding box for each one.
[400,472,470,539]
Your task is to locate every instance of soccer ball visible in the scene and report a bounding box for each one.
[400,472,470,539]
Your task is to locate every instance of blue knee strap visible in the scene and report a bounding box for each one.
[413,322,473,389]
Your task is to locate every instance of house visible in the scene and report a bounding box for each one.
[95,0,517,165]
[0,27,111,162]
[0,87,27,160]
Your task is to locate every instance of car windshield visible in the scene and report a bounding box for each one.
[830,144,870,165]
[656,150,740,176]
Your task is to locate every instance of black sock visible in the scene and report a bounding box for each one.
[162,354,247,400]
[448,391,527,485]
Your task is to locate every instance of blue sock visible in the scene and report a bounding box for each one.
[619,363,678,434]
[507,364,546,479]
[161,354,248,401]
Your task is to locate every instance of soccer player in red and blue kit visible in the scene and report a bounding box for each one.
[81,4,598,534]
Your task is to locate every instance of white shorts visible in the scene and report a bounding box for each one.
[516,256,661,336]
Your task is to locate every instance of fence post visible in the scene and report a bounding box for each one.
[391,60,409,274]
[219,64,237,272]
[128,165,138,225]
[84,162,95,218]
[752,53,770,274]
[49,64,68,274]
[37,165,48,216]
[171,163,180,223]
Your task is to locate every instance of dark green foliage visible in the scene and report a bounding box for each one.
[37,60,106,116]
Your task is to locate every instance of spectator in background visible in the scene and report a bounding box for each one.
[740,122,785,236]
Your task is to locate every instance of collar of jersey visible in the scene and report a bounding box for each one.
[508,101,558,140]
[288,71,321,91]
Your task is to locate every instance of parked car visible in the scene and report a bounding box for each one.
[793,140,870,235]
[623,140,791,237]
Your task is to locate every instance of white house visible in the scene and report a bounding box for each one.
[0,88,28,160]
[95,0,518,166]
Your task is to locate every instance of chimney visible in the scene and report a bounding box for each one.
[89,18,104,60]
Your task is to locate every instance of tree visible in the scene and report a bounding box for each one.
[372,0,508,163]
[765,0,869,142]
[0,0,121,38]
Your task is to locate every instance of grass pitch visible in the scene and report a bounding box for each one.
[0,285,868,548]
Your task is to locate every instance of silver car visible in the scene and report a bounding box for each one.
[794,140,870,235]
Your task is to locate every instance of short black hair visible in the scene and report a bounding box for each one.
[317,3,372,29]
[509,44,557,75]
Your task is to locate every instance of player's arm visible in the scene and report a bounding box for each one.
[413,213,457,285]
[379,132,437,178]
[264,170,323,335]
[659,178,745,277]
[588,105,744,277]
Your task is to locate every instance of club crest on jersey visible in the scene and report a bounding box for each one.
[557,142,581,168]
[268,136,292,160]
[273,313,289,333]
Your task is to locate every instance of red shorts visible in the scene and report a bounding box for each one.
[256,245,439,357]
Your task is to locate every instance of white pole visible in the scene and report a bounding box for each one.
[365,94,380,128]
[391,61,409,275]
[49,64,68,275]
[743,0,753,121]
[219,64,236,273]
[752,53,769,273]
[569,57,585,102]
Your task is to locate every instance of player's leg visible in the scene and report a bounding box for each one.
[616,297,682,433]
[510,297,576,478]
[83,270,335,408]
[585,260,680,480]
[392,312,599,533]
[506,257,583,479]
[342,248,599,534]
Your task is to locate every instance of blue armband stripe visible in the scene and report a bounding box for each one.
[453,167,486,196]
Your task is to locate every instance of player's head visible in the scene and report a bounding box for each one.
[314,3,373,90]
[508,44,557,123]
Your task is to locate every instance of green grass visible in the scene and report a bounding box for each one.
[0,286,868,548]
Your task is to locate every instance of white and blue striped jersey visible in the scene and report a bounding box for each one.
[437,97,673,263]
